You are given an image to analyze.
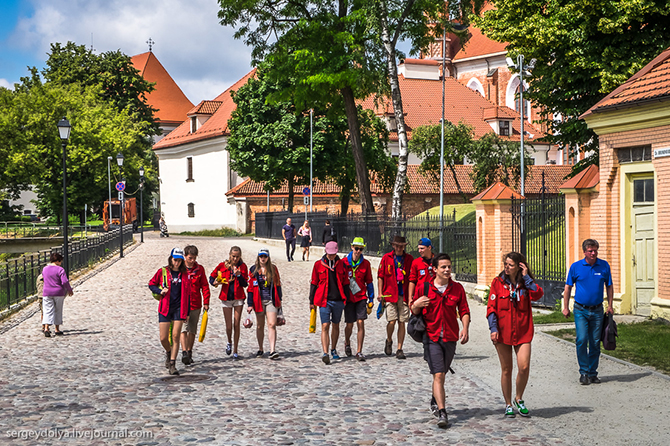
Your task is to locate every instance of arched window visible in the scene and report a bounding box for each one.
[466,78,485,97]
[506,75,530,121]
[187,203,195,218]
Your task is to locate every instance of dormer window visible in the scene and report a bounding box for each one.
[499,120,510,136]
[386,113,397,132]
[190,116,197,133]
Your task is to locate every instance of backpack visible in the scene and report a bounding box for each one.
[36,273,45,297]
[601,313,617,351]
[152,268,169,300]
[407,282,430,343]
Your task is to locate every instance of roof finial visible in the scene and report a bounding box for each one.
[147,38,155,52]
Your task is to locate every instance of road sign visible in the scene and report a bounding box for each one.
[118,191,124,201]
[303,196,309,205]
[115,182,125,192]
[302,187,310,196]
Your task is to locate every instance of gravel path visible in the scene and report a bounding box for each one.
[0,233,667,445]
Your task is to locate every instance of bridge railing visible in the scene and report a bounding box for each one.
[0,225,133,311]
[0,222,105,240]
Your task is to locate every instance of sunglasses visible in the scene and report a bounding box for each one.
[353,247,364,251]
[259,254,268,258]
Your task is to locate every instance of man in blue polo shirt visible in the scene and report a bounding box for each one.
[563,239,614,385]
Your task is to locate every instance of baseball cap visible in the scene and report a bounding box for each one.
[171,247,185,259]
[325,241,339,255]
[258,249,270,257]
[418,237,432,247]
[351,237,366,247]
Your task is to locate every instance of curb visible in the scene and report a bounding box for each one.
[0,240,140,335]
[536,330,670,381]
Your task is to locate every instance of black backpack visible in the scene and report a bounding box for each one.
[407,282,430,343]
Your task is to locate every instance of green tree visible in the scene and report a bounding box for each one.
[2,77,153,223]
[469,133,531,193]
[477,0,670,173]
[227,68,395,214]
[408,121,475,202]
[218,0,387,213]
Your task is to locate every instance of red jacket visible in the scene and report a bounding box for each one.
[409,256,436,286]
[338,255,373,303]
[310,256,348,308]
[210,262,248,301]
[414,279,470,343]
[186,262,211,310]
[247,265,282,312]
[378,251,414,304]
[149,267,191,320]
[486,275,544,346]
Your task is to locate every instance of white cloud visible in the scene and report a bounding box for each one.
[8,0,253,102]
[0,79,13,90]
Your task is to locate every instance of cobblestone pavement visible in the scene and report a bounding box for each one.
[0,234,666,445]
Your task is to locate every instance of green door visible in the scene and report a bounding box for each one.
[632,178,655,316]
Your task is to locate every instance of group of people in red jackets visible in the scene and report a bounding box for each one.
[149,235,544,430]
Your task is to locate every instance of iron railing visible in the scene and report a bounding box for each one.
[511,172,566,307]
[255,210,477,282]
[0,225,133,310]
[0,222,105,239]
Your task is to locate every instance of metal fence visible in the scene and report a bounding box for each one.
[0,225,134,310]
[255,210,477,282]
[511,176,566,307]
[0,222,105,239]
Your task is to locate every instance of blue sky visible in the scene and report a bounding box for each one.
[0,0,253,102]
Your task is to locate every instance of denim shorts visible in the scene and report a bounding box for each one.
[159,305,186,323]
[319,300,344,324]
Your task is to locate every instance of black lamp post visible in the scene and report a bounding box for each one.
[139,166,144,243]
[57,117,71,275]
[116,152,124,258]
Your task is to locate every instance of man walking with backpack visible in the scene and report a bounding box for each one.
[411,253,470,428]
[563,239,614,385]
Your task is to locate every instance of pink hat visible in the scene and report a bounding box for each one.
[325,241,338,255]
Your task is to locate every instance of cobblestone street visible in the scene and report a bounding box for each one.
[0,234,667,445]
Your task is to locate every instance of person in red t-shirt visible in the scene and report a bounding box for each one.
[487,252,544,418]
[408,237,436,306]
[179,245,211,365]
[411,253,470,429]
[377,236,414,359]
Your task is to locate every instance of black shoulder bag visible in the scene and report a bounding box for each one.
[407,282,430,343]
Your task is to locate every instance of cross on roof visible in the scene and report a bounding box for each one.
[147,38,155,52]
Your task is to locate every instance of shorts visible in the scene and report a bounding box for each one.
[300,238,311,248]
[319,300,344,324]
[256,300,278,314]
[182,308,202,334]
[386,300,410,323]
[344,300,368,323]
[220,299,245,308]
[425,339,457,375]
[159,306,186,323]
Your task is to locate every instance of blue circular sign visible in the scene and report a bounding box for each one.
[115,182,125,192]
[302,187,310,196]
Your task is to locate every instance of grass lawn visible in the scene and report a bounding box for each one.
[413,203,475,223]
[533,310,574,324]
[177,227,242,237]
[546,320,670,374]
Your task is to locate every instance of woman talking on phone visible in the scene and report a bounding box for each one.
[486,252,543,418]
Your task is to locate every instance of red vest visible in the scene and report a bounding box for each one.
[186,263,211,310]
[247,265,282,312]
[338,256,373,303]
[486,276,544,346]
[210,262,248,301]
[417,279,470,343]
[310,257,347,307]
[409,256,436,286]
[149,267,191,320]
[378,251,414,304]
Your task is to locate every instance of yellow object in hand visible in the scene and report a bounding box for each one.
[198,310,208,342]
[309,308,317,333]
[367,302,374,315]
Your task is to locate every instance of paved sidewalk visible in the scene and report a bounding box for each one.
[0,234,667,445]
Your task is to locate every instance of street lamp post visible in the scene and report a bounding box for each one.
[107,156,113,228]
[57,118,71,276]
[309,108,313,213]
[439,24,446,253]
[139,166,144,243]
[116,153,124,258]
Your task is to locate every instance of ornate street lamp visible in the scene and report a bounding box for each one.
[116,152,124,258]
[57,117,71,275]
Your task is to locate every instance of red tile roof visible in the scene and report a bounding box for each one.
[402,58,440,66]
[226,165,572,197]
[582,46,670,118]
[559,164,599,190]
[130,52,194,125]
[471,182,523,201]
[363,74,545,141]
[153,69,256,150]
[452,25,507,61]
[188,100,223,116]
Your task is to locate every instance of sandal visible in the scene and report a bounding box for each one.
[55,331,64,336]
[43,330,51,337]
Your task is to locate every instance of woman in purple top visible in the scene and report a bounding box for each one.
[41,252,74,337]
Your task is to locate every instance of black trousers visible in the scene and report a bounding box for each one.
[285,239,296,260]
